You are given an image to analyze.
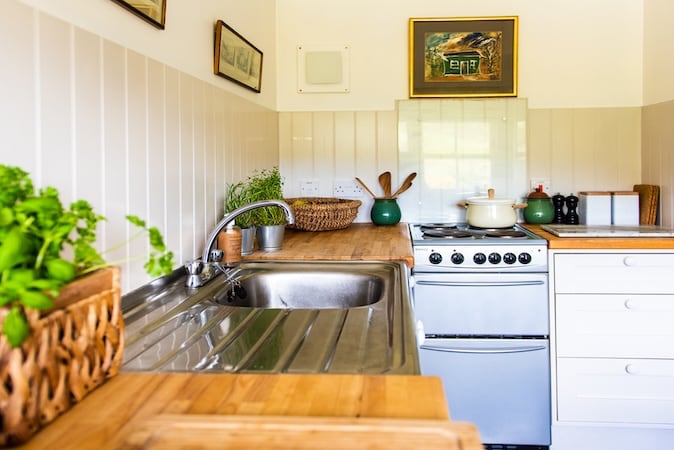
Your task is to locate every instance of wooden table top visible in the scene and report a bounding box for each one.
[243,223,414,268]
[21,373,464,449]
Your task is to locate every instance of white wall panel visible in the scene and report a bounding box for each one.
[1,5,279,293]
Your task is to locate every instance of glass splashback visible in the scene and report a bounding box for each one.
[397,98,528,223]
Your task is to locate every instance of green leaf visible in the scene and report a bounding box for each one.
[3,306,30,348]
[20,289,54,310]
[148,227,166,252]
[126,215,146,228]
[45,258,76,282]
[0,227,24,272]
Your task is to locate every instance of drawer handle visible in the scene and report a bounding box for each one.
[623,256,637,266]
[624,299,635,310]
[625,364,639,375]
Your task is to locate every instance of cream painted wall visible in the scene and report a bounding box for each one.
[276,0,643,111]
[1,1,279,292]
[643,0,674,105]
[17,0,278,110]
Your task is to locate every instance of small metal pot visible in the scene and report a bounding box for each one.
[460,188,527,228]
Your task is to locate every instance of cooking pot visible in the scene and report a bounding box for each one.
[460,188,527,228]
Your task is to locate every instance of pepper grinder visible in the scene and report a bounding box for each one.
[564,194,579,224]
[552,193,566,224]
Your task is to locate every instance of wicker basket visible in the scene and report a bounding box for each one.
[286,198,362,232]
[0,266,123,446]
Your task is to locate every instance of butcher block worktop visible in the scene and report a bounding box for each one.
[22,373,482,449]
[524,224,674,249]
[244,223,414,268]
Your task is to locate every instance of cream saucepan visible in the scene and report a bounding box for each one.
[459,188,527,228]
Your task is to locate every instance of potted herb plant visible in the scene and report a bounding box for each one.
[222,180,256,255]
[247,167,287,251]
[0,164,174,445]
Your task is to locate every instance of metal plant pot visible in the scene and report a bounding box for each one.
[256,225,285,252]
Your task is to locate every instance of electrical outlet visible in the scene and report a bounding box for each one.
[530,178,551,194]
[333,180,364,198]
[300,179,320,197]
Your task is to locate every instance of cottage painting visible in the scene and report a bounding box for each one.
[424,30,503,82]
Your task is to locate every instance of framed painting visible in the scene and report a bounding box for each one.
[409,16,518,98]
[214,20,263,93]
[110,0,166,30]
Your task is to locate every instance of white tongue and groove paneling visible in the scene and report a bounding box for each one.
[0,1,279,292]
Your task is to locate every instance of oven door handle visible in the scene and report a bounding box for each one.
[420,343,547,354]
[415,280,545,287]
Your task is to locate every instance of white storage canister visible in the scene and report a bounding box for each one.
[579,191,612,225]
[611,191,639,225]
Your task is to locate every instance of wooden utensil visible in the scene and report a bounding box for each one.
[392,172,417,198]
[355,177,377,198]
[379,171,392,198]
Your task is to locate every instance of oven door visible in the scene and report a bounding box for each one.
[420,338,551,446]
[413,272,549,336]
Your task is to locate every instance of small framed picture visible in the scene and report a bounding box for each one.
[214,20,263,93]
[409,16,518,98]
[110,0,166,30]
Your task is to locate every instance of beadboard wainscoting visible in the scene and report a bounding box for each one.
[0,2,279,292]
[642,100,674,228]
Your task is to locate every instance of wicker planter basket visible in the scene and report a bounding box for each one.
[286,198,362,232]
[0,266,123,446]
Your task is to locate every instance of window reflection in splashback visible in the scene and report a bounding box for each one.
[397,98,528,223]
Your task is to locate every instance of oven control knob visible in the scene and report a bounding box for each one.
[488,252,502,264]
[429,252,443,264]
[450,253,464,264]
[503,252,517,264]
[473,252,486,264]
[518,253,532,264]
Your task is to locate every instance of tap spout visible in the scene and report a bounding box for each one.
[201,199,294,265]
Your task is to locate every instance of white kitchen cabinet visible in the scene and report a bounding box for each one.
[550,250,674,450]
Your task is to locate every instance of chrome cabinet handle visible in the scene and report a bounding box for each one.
[420,344,546,354]
[415,280,545,287]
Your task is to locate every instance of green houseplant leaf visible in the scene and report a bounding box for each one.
[0,164,176,348]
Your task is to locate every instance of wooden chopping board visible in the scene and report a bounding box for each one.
[121,414,483,450]
[633,184,659,225]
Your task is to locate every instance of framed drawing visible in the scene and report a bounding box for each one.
[214,20,263,93]
[409,16,518,98]
[110,0,166,30]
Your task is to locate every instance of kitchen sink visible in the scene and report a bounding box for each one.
[212,263,384,309]
[120,260,419,374]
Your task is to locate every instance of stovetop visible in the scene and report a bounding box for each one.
[409,223,545,245]
[409,223,548,272]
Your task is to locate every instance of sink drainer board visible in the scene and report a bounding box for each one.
[121,260,419,374]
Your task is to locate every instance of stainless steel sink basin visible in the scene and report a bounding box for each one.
[213,264,384,309]
[120,260,419,375]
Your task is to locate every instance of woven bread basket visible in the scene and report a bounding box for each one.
[0,266,123,446]
[286,198,361,232]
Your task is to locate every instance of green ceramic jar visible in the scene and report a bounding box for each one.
[523,189,555,224]
[370,198,401,225]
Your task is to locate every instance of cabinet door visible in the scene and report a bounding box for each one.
[557,357,674,425]
[556,294,674,358]
[554,253,674,294]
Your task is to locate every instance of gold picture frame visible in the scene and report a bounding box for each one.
[110,0,166,30]
[409,16,518,98]
[214,20,263,93]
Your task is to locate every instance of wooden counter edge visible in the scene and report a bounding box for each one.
[523,224,674,249]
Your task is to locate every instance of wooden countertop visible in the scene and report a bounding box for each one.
[243,223,414,267]
[21,373,477,449]
[524,224,674,249]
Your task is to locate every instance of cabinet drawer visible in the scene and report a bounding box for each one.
[554,253,674,294]
[557,357,674,425]
[556,294,674,358]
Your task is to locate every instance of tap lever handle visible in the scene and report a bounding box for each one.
[184,259,204,275]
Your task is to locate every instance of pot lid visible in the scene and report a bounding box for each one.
[527,184,550,199]
[465,188,515,205]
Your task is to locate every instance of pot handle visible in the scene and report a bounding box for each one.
[457,201,468,208]
[513,202,528,209]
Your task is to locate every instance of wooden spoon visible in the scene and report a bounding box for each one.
[378,171,392,198]
[391,172,417,198]
[355,177,377,198]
